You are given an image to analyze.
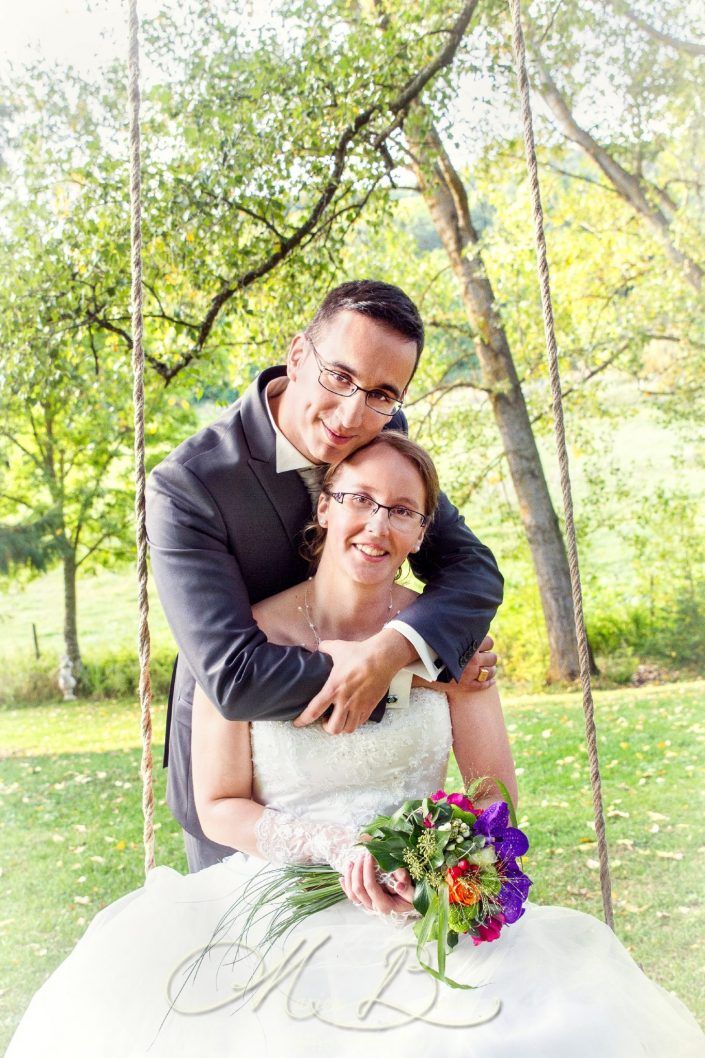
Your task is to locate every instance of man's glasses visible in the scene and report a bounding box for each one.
[325,490,428,532]
[305,335,404,417]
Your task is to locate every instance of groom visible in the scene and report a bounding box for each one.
[147,280,503,871]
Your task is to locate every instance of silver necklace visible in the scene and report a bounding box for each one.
[298,576,396,648]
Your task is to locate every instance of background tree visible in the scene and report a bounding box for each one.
[1,0,703,688]
[0,173,193,675]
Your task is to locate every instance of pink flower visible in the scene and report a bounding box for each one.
[472,913,506,946]
[446,792,477,813]
[430,789,447,803]
[422,814,435,828]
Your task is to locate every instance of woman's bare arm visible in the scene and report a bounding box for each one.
[191,684,265,854]
[447,683,518,809]
[191,592,301,851]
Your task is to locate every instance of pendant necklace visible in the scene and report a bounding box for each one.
[298,576,397,648]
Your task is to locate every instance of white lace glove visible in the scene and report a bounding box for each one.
[254,808,419,925]
[254,806,361,873]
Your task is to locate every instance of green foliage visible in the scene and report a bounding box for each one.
[0,514,60,575]
[0,647,175,707]
[1,0,704,684]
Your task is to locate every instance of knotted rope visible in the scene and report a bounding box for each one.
[508,0,614,929]
[127,0,155,877]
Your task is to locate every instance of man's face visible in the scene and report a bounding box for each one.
[282,310,418,465]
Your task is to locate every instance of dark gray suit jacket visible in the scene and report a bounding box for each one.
[146,366,503,842]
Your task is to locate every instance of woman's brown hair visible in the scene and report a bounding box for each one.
[300,431,440,570]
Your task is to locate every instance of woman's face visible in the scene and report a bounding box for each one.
[316,444,427,585]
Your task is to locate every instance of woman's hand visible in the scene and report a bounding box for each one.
[339,849,414,915]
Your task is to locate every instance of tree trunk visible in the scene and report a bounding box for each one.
[63,550,82,677]
[531,47,703,292]
[406,112,590,681]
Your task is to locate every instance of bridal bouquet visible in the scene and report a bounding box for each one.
[240,780,531,989]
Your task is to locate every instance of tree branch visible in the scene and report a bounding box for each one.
[609,0,705,57]
[143,281,199,331]
[76,530,119,568]
[155,0,481,382]
[530,41,703,291]
[0,490,38,512]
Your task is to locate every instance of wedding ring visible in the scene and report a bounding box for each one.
[477,666,490,683]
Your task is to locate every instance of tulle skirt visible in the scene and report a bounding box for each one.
[7,853,705,1058]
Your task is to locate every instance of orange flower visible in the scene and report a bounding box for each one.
[446,870,481,906]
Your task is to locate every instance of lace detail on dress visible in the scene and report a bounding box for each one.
[250,687,452,833]
[250,688,450,921]
[254,807,359,871]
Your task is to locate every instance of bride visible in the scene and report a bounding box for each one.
[7,433,705,1057]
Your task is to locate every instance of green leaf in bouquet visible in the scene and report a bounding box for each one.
[414,890,439,948]
[362,839,406,872]
[360,815,393,837]
[467,846,497,868]
[390,799,419,825]
[450,806,477,827]
[431,847,448,868]
[415,887,477,991]
[413,877,431,917]
[435,802,453,824]
[437,883,449,980]
[479,865,502,896]
[434,828,453,852]
[451,836,484,864]
[492,777,519,829]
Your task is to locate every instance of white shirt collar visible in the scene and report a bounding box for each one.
[264,377,316,473]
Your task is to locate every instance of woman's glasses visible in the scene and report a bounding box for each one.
[324,490,427,532]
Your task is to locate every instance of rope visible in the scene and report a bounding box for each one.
[127,0,156,877]
[508,0,614,929]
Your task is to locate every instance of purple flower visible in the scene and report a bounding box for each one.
[473,801,529,861]
[498,863,532,923]
[473,800,509,838]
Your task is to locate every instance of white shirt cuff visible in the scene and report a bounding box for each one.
[385,620,444,683]
[386,668,413,709]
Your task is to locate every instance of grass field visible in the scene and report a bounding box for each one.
[1,680,703,1052]
[0,568,177,663]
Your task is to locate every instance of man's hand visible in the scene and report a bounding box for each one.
[411,634,498,694]
[457,634,497,690]
[293,628,417,735]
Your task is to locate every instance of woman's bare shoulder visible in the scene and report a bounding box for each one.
[392,584,420,612]
[252,582,307,647]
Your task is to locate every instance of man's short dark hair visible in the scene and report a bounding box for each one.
[308,279,425,376]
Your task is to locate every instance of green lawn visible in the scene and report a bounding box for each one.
[0,568,177,663]
[1,681,704,1052]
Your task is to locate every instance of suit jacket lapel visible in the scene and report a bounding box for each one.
[241,365,312,550]
[248,455,312,550]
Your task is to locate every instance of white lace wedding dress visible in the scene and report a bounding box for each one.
[7,689,705,1057]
